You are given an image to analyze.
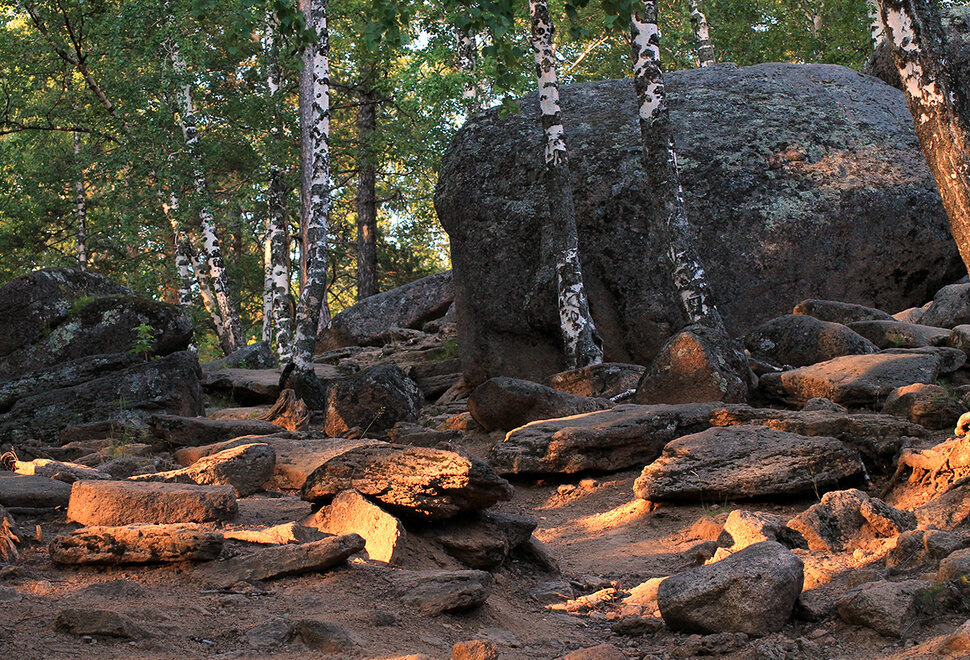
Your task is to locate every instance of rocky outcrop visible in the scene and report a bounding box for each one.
[318,271,453,350]
[0,269,202,444]
[633,426,864,502]
[301,443,513,520]
[435,65,961,385]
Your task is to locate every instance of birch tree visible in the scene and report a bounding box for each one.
[874,0,970,274]
[72,132,88,271]
[166,38,245,354]
[530,0,604,370]
[288,0,331,406]
[263,12,293,361]
[630,0,725,331]
[687,0,716,67]
[455,18,483,114]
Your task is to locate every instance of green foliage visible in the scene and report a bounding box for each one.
[130,322,157,360]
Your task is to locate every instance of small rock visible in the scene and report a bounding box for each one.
[67,480,237,526]
[50,523,224,565]
[658,541,804,636]
[453,639,498,660]
[938,618,970,657]
[423,511,536,569]
[882,383,965,430]
[560,644,627,660]
[468,377,611,432]
[721,510,787,550]
[13,458,111,483]
[836,579,927,637]
[847,319,949,349]
[304,489,405,563]
[801,397,847,413]
[634,324,754,405]
[793,299,892,325]
[54,608,147,639]
[939,548,970,583]
[530,580,575,605]
[224,522,323,545]
[916,478,970,530]
[547,362,645,399]
[921,283,970,328]
[397,569,492,615]
[610,615,663,635]
[291,619,356,654]
[245,618,292,650]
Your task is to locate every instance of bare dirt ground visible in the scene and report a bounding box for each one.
[1,459,965,660]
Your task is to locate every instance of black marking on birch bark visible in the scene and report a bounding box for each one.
[877,0,970,275]
[630,0,725,331]
[292,0,331,375]
[530,0,603,369]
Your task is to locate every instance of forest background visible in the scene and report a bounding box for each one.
[0,0,875,359]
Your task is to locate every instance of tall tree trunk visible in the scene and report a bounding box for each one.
[456,19,483,113]
[356,88,378,301]
[530,0,604,370]
[72,132,88,271]
[687,0,716,67]
[167,39,245,354]
[876,0,970,275]
[287,0,331,408]
[262,11,294,361]
[630,1,725,331]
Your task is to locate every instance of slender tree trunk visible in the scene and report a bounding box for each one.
[287,0,331,407]
[72,132,88,271]
[866,0,887,46]
[356,88,378,300]
[456,19,483,114]
[263,12,294,361]
[530,0,603,370]
[687,0,716,67]
[262,234,274,343]
[167,39,245,354]
[876,0,970,274]
[630,1,725,330]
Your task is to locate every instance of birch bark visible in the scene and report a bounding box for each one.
[167,39,245,353]
[687,0,716,67]
[630,1,725,331]
[456,20,483,113]
[288,0,331,406]
[530,0,603,370]
[875,0,970,274]
[73,132,88,271]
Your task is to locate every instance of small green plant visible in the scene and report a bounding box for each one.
[130,323,157,360]
[67,295,96,319]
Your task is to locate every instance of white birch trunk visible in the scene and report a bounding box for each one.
[631,1,725,331]
[72,132,88,271]
[167,38,245,354]
[866,0,887,46]
[687,0,716,67]
[875,0,970,275]
[290,0,331,393]
[530,0,603,370]
[263,12,294,361]
[456,20,483,114]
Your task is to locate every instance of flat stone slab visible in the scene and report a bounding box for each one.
[0,472,72,509]
[301,443,512,520]
[50,523,224,565]
[147,414,281,450]
[202,365,342,405]
[759,352,941,407]
[634,425,864,502]
[395,569,492,615]
[206,533,364,586]
[67,480,237,526]
[491,402,719,475]
[131,442,275,497]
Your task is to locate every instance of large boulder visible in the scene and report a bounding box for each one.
[744,314,878,368]
[324,364,423,437]
[435,64,961,385]
[657,541,804,635]
[633,426,864,502]
[301,443,513,520]
[318,271,453,350]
